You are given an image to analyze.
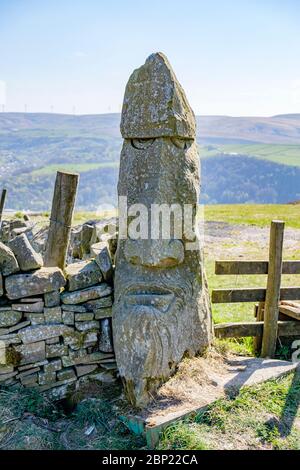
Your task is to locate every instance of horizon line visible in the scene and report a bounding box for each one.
[1,111,299,119]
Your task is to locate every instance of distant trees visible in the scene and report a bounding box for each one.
[201,155,300,204]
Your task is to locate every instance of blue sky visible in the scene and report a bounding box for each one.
[0,0,299,115]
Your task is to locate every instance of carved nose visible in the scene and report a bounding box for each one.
[124,239,184,268]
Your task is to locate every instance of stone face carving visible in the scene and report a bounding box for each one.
[113,52,212,407]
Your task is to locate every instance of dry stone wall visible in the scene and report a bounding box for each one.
[0,225,117,400]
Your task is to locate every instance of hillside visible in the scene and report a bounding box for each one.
[0,112,300,210]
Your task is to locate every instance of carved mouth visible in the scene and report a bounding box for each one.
[124,286,175,312]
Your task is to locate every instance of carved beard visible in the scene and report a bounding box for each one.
[115,302,180,377]
[113,278,197,406]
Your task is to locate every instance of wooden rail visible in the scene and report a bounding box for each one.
[215,260,300,275]
[212,220,300,358]
[215,321,300,339]
[212,287,300,303]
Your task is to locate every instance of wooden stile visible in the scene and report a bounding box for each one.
[212,221,300,354]
[279,305,300,321]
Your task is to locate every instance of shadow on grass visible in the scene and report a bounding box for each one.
[222,357,296,399]
[262,366,300,439]
[277,367,300,437]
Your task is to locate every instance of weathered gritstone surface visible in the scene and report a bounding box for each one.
[0,228,117,399]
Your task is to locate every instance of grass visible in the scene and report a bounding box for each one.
[73,210,117,225]
[10,203,300,228]
[0,384,144,450]
[159,371,300,450]
[199,143,300,167]
[0,387,63,450]
[1,365,299,450]
[72,204,300,229]
[204,204,300,228]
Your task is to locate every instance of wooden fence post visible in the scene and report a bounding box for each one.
[254,301,264,354]
[0,188,7,225]
[261,220,285,358]
[44,171,79,270]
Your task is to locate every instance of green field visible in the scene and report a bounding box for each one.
[31,161,119,176]
[204,203,300,228]
[199,143,300,167]
[28,144,300,176]
[71,203,300,229]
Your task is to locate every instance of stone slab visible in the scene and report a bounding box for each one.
[44,291,60,307]
[14,341,46,365]
[61,283,112,305]
[0,310,22,327]
[12,301,44,313]
[25,313,45,325]
[19,324,73,344]
[94,307,112,319]
[65,260,102,292]
[5,267,66,300]
[44,306,62,324]
[85,296,112,311]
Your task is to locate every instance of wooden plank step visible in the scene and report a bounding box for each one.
[281,301,300,308]
[279,305,300,321]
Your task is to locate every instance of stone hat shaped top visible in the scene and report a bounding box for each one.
[120,52,196,139]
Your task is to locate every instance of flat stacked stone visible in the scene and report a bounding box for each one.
[5,267,66,300]
[61,283,112,304]
[0,218,117,397]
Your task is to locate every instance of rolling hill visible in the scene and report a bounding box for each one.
[0,112,299,210]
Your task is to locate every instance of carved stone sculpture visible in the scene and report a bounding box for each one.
[112,52,212,407]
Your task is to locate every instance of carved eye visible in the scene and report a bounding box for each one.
[171,137,194,149]
[131,138,155,150]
